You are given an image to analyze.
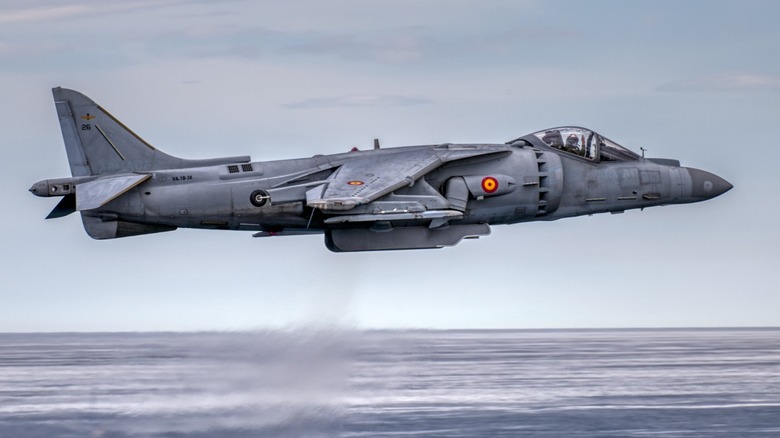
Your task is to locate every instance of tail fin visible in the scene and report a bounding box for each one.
[52,87,250,176]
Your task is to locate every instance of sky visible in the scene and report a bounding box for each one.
[1,0,778,331]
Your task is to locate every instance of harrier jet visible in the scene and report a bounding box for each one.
[30,88,732,251]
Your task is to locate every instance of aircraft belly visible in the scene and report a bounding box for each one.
[99,187,145,217]
[465,204,524,224]
[141,183,233,226]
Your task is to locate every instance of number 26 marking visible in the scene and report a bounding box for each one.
[81,124,91,130]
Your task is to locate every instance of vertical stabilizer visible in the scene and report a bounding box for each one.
[53,87,182,176]
[52,87,251,176]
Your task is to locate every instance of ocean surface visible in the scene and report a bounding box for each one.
[0,329,778,437]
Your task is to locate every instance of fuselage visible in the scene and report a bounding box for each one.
[81,136,728,234]
[30,87,732,251]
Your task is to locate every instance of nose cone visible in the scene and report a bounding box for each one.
[29,181,48,197]
[685,167,733,200]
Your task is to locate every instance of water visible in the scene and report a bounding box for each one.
[0,329,778,437]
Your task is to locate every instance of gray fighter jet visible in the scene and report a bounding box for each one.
[30,88,732,252]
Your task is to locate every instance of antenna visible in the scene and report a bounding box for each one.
[640,147,647,158]
[374,138,380,150]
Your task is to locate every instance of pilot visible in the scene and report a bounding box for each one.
[565,134,581,155]
[542,130,564,148]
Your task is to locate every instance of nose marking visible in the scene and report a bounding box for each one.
[703,181,713,193]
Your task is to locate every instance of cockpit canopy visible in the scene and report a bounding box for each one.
[530,127,641,162]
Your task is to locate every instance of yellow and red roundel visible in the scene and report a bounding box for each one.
[481,176,499,193]
[347,180,365,186]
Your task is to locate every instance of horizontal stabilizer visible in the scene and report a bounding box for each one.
[76,174,150,211]
[46,194,77,219]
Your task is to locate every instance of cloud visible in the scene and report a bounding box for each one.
[656,73,780,92]
[463,26,583,53]
[0,1,223,24]
[286,28,430,64]
[0,5,89,23]
[152,25,431,64]
[284,94,431,109]
[153,23,580,66]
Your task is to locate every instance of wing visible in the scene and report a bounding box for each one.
[307,145,508,211]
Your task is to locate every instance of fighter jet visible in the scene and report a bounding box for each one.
[30,88,732,252]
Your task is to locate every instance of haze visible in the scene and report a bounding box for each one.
[2,0,778,331]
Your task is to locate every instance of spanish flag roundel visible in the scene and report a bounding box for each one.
[481,176,498,193]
